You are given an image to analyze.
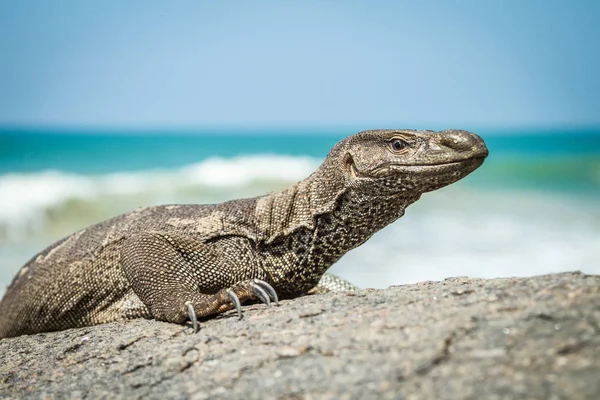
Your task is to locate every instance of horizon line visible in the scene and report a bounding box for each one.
[1,123,599,136]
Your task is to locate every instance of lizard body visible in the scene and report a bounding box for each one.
[0,129,488,338]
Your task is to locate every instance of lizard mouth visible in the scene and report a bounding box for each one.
[345,151,486,180]
[367,156,487,178]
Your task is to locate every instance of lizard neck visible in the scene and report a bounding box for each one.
[290,189,420,292]
[310,189,421,265]
[255,155,420,294]
[254,153,420,245]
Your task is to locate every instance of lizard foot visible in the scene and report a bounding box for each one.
[225,279,279,320]
[185,279,279,333]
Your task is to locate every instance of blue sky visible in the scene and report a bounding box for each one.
[0,0,598,129]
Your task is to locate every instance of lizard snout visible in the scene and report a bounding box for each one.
[437,130,489,158]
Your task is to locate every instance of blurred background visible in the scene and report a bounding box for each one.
[1,1,599,296]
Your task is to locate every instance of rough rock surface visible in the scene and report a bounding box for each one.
[1,271,599,400]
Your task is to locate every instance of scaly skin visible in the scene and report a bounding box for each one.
[0,129,488,338]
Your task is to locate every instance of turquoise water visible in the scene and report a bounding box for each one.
[0,129,341,174]
[1,127,599,295]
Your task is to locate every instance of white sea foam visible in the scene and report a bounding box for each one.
[181,155,319,187]
[0,171,96,235]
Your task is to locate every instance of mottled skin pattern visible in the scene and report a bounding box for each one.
[0,129,488,338]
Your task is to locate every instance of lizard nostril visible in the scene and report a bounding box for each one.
[438,130,487,156]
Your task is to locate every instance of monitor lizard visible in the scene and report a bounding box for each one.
[0,129,488,338]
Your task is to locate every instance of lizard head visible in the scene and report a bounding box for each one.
[337,129,488,195]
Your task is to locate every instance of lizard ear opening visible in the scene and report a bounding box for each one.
[344,153,359,178]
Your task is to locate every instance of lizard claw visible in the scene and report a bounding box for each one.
[252,279,279,306]
[251,282,271,306]
[227,289,243,320]
[185,301,198,333]
[184,280,278,329]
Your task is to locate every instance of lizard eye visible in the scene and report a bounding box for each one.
[390,139,408,152]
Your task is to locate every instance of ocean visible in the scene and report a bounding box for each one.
[1,127,599,297]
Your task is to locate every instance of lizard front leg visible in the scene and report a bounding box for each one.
[120,232,276,331]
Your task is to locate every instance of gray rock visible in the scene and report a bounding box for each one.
[1,271,599,399]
